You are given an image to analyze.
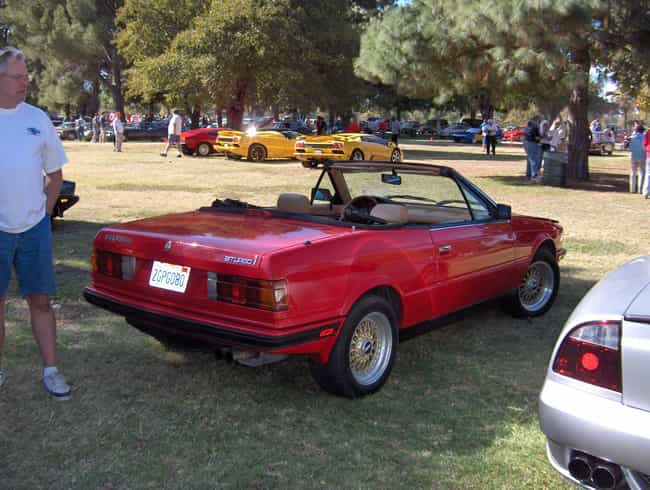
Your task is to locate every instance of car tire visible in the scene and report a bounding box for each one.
[503,248,559,318]
[197,143,211,157]
[67,133,76,141]
[600,145,608,156]
[248,144,267,162]
[390,149,401,163]
[351,149,364,161]
[310,295,398,398]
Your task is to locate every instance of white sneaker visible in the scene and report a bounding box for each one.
[43,371,71,401]
[0,369,5,388]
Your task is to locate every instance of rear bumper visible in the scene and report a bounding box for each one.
[83,288,338,350]
[539,377,650,476]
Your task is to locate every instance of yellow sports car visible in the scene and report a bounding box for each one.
[214,129,301,162]
[295,133,401,163]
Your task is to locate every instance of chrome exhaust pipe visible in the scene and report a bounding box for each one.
[568,452,593,483]
[592,462,621,490]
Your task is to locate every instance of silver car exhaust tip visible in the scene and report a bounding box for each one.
[568,452,593,482]
[591,462,622,490]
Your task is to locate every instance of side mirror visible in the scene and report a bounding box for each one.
[311,187,333,202]
[496,203,511,220]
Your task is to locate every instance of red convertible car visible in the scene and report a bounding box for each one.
[84,161,565,397]
[180,127,229,157]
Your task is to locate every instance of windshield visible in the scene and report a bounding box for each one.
[338,168,493,222]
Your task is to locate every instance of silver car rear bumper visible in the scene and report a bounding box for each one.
[540,378,650,485]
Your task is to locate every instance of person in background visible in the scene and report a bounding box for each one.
[390,117,400,145]
[378,118,388,134]
[112,112,124,152]
[315,116,325,136]
[524,119,541,181]
[98,112,106,143]
[484,119,499,155]
[641,125,650,199]
[590,118,602,133]
[74,114,84,141]
[160,109,183,158]
[627,121,644,193]
[548,117,561,151]
[91,112,100,143]
[346,116,360,133]
[0,46,71,399]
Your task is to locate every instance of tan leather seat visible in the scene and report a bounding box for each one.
[277,193,311,214]
[369,204,408,224]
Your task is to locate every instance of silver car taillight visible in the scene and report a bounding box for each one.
[552,321,622,392]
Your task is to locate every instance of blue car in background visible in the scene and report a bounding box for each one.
[451,126,503,144]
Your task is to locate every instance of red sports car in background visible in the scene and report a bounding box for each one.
[502,126,527,142]
[84,160,564,398]
[181,127,228,157]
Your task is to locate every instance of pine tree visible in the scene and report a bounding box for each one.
[356,0,650,181]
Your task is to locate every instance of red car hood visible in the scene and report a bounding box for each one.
[105,209,346,256]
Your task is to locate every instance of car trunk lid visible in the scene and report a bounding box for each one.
[102,209,346,268]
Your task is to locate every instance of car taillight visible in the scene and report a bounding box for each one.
[552,321,621,392]
[332,141,343,149]
[232,136,240,143]
[93,250,136,280]
[295,140,304,148]
[207,272,287,311]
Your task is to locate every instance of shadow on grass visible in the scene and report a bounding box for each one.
[485,170,630,192]
[403,146,524,162]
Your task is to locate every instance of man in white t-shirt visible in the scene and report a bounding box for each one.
[160,109,183,158]
[0,46,71,400]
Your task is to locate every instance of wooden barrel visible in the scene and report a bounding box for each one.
[542,151,568,187]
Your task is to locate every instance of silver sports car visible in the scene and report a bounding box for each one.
[539,256,650,490]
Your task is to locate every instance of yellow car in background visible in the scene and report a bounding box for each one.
[214,129,302,162]
[295,133,401,163]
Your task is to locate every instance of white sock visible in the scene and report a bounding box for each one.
[43,366,58,377]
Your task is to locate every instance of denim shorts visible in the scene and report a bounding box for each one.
[0,214,56,297]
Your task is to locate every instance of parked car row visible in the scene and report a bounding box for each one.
[214,129,402,163]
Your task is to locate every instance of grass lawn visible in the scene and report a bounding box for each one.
[1,139,647,489]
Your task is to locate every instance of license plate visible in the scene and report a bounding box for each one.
[149,261,191,293]
[314,149,322,154]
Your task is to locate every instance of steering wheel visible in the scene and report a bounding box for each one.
[341,196,387,224]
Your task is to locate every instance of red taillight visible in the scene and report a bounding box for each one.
[94,250,135,280]
[207,272,288,311]
[232,136,240,143]
[552,321,621,392]
[295,140,304,148]
[332,141,343,149]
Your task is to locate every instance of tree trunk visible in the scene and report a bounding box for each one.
[186,105,201,129]
[477,92,493,119]
[567,48,590,181]
[216,106,223,127]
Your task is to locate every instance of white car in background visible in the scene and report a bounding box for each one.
[539,256,650,490]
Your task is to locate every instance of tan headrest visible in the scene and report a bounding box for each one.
[370,204,408,224]
[277,193,310,214]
